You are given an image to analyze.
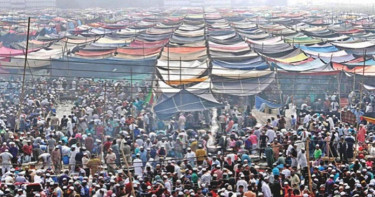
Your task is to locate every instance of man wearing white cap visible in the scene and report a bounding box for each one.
[0,149,13,174]
[185,147,196,167]
[237,174,248,192]
[133,154,143,177]
[38,151,52,169]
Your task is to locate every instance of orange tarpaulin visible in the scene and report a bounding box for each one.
[332,62,375,75]
[362,116,375,124]
[117,47,161,56]
[165,76,208,86]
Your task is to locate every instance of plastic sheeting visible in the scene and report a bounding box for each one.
[272,59,330,72]
[157,59,208,70]
[157,61,208,81]
[212,57,269,70]
[212,67,273,79]
[154,89,222,120]
[333,41,375,49]
[298,45,338,53]
[211,72,276,96]
[255,96,282,110]
[274,53,309,63]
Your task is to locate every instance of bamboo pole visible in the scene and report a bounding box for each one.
[337,70,341,107]
[305,137,313,194]
[130,67,133,100]
[167,45,170,83]
[275,65,283,104]
[15,17,31,133]
[359,49,367,109]
[180,57,182,88]
[120,148,136,197]
[355,49,367,159]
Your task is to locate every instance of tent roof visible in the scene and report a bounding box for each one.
[154,89,222,120]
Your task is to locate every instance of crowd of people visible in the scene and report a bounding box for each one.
[0,76,374,197]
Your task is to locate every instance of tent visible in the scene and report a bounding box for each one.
[255,96,282,110]
[154,89,222,120]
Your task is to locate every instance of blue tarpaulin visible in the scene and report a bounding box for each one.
[154,89,222,120]
[255,96,282,110]
[299,45,339,53]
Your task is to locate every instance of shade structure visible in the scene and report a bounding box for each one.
[211,72,276,96]
[154,89,222,120]
[255,96,282,110]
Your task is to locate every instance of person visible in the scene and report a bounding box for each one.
[195,144,206,165]
[38,151,52,169]
[85,133,94,152]
[22,141,32,163]
[314,144,322,160]
[259,131,269,158]
[271,175,282,197]
[357,124,366,144]
[290,115,296,130]
[178,113,186,130]
[265,143,274,168]
[185,147,196,167]
[338,137,348,163]
[278,116,286,130]
[260,176,272,197]
[0,149,12,174]
[105,148,117,173]
[297,148,307,169]
[133,154,143,177]
[9,142,18,164]
[86,155,101,176]
[69,146,78,172]
[82,153,89,176]
[331,100,339,112]
[236,174,248,192]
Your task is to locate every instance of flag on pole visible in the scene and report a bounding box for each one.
[144,88,154,106]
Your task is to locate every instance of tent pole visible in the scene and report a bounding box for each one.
[131,67,133,100]
[208,59,211,93]
[15,17,31,133]
[359,49,367,109]
[337,70,341,107]
[180,57,182,89]
[104,82,107,113]
[180,57,182,105]
[355,49,367,159]
[275,66,283,104]
[167,45,170,83]
[306,137,313,194]
[353,69,356,92]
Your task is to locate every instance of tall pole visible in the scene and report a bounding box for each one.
[16,17,31,132]
[104,82,107,112]
[359,49,367,109]
[275,66,283,104]
[180,57,182,104]
[337,70,341,107]
[353,69,356,92]
[167,45,170,83]
[180,57,182,88]
[120,148,136,197]
[306,137,313,194]
[355,49,367,159]
[130,67,133,100]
